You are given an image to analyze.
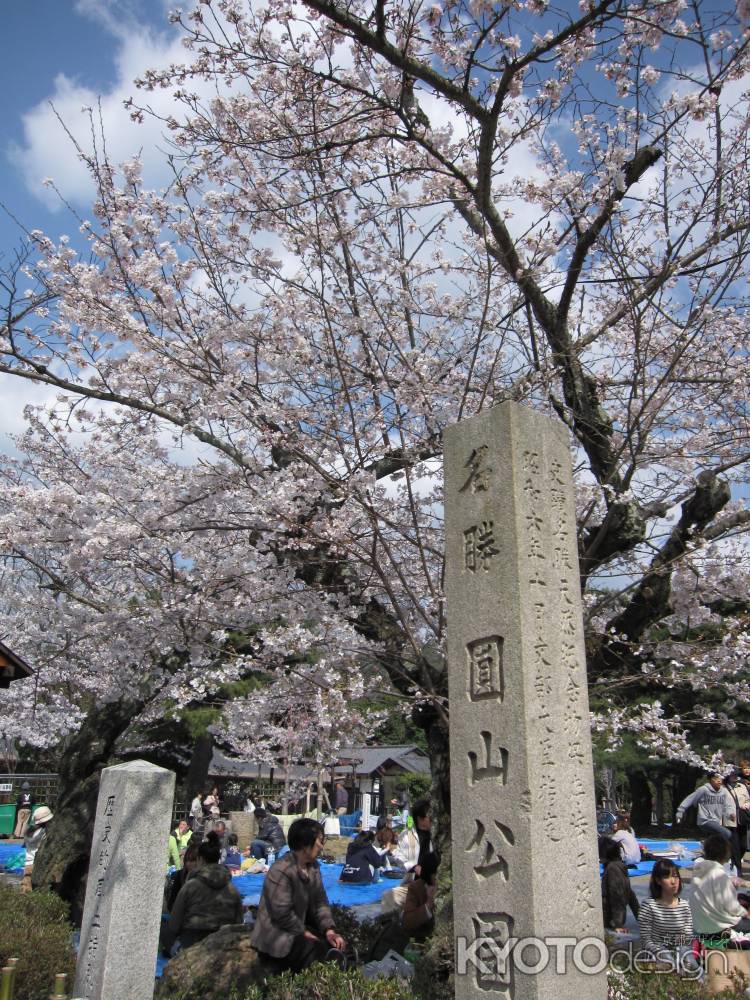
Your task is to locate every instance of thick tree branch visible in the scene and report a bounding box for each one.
[610,472,732,642]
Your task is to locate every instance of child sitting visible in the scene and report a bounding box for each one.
[224,833,242,868]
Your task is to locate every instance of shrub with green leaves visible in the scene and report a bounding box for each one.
[329,904,396,962]
[0,883,76,1000]
[607,968,748,999]
[241,963,419,1000]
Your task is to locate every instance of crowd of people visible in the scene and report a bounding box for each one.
[15,765,750,977]
[599,765,750,965]
[160,788,438,974]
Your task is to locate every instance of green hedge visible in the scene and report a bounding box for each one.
[0,883,76,1000]
[241,963,418,999]
[608,968,748,999]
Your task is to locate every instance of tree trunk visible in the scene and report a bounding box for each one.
[413,704,454,1000]
[32,698,142,924]
[654,775,664,827]
[600,766,616,810]
[185,732,214,803]
[626,768,653,831]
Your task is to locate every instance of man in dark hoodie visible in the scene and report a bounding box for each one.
[162,832,243,953]
[250,807,287,860]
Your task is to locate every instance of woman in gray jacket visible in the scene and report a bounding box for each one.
[251,818,346,973]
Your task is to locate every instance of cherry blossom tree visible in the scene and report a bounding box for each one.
[1,0,749,827]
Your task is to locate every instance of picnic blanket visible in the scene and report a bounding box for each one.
[0,842,25,872]
[639,838,701,853]
[599,838,702,878]
[233,860,397,908]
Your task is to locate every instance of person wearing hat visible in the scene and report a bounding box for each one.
[13,781,34,838]
[21,805,53,893]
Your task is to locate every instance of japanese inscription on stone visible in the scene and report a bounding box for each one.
[74,760,175,1000]
[445,402,605,1000]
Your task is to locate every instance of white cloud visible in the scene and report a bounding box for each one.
[8,13,187,211]
[0,374,60,457]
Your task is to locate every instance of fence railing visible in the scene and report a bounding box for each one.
[0,773,59,808]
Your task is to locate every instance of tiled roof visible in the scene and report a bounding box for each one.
[209,744,430,779]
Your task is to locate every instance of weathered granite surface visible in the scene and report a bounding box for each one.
[444,402,605,1000]
[73,760,175,1000]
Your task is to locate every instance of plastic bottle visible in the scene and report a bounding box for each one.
[267,850,276,868]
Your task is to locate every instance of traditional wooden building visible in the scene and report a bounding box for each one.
[0,639,33,689]
[209,743,430,814]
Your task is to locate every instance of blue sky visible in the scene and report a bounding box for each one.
[0,1,180,250]
[1,0,183,449]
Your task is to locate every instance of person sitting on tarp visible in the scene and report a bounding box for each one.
[340,831,384,883]
[223,833,242,868]
[166,840,200,911]
[249,807,286,860]
[374,822,406,872]
[168,819,193,869]
[600,837,640,932]
[611,813,641,866]
[251,818,346,974]
[691,833,750,942]
[163,832,243,954]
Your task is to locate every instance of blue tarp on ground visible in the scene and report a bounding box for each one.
[156,862,394,979]
[232,860,397,908]
[639,838,701,852]
[0,842,25,872]
[599,838,703,878]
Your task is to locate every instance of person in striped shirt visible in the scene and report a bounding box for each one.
[638,859,693,958]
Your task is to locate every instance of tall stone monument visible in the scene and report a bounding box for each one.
[74,760,175,1000]
[445,402,606,1000]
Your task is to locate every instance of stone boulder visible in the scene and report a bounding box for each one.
[155,924,269,999]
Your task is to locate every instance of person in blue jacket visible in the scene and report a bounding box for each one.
[339,831,383,883]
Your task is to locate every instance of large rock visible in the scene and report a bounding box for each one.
[155,924,269,999]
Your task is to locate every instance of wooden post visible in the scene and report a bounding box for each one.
[50,972,68,999]
[316,769,324,820]
[0,965,15,1000]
